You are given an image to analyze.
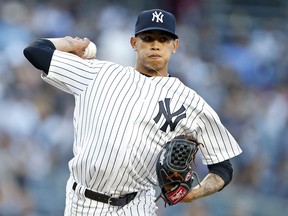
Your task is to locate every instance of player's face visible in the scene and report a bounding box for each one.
[131,30,179,75]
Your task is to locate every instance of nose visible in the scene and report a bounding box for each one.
[151,40,160,50]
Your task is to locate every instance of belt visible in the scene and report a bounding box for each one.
[72,182,137,206]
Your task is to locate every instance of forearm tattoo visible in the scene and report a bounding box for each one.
[202,173,224,194]
[181,173,225,202]
[195,173,225,199]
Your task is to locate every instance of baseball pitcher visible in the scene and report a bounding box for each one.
[23,9,242,216]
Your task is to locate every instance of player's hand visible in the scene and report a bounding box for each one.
[155,135,202,206]
[63,36,91,58]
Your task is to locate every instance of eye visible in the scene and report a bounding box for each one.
[159,35,173,43]
[142,36,153,42]
[159,37,168,42]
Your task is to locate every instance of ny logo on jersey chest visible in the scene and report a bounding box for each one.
[153,98,186,132]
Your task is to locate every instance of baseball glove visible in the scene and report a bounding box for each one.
[155,135,202,206]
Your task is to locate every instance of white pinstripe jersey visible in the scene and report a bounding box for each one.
[42,50,242,202]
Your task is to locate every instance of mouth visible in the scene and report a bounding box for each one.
[149,54,161,59]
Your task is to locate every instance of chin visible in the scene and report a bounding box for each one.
[146,63,161,71]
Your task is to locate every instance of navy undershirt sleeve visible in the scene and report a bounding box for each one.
[207,159,233,189]
[23,39,56,74]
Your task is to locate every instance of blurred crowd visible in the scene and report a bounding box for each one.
[0,0,288,215]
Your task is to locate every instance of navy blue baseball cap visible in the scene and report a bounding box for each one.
[135,9,178,39]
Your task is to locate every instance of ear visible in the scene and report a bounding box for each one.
[130,37,137,50]
[172,39,179,54]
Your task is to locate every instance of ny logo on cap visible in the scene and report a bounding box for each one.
[152,11,164,23]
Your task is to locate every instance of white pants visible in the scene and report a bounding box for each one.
[64,177,158,216]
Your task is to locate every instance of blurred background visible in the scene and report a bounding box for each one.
[0,0,288,215]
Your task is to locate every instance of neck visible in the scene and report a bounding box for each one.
[136,65,168,77]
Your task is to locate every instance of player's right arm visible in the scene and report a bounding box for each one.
[24,37,99,95]
[23,37,90,74]
[45,36,90,58]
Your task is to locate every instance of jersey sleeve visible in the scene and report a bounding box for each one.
[41,50,101,95]
[23,38,55,74]
[196,103,242,165]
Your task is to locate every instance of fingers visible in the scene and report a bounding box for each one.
[63,36,93,58]
[83,37,90,43]
[73,37,90,43]
[64,36,73,40]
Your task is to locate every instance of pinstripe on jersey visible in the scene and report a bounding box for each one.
[42,50,242,215]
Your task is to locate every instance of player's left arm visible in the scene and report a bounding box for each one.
[181,159,232,202]
[180,101,241,202]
